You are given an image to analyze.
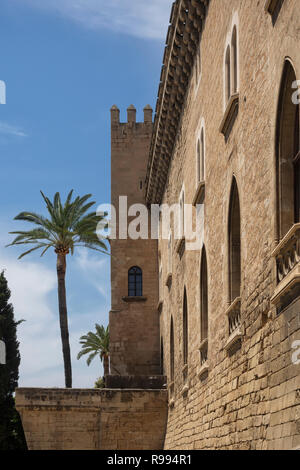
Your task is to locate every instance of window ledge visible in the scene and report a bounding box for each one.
[271,223,300,257]
[271,223,300,312]
[225,297,241,317]
[176,236,185,257]
[122,296,147,303]
[199,338,208,351]
[271,270,300,307]
[219,93,239,140]
[192,181,205,207]
[198,361,209,379]
[225,327,242,352]
[199,338,208,365]
[226,297,242,337]
[168,398,175,409]
[165,273,172,289]
[157,300,163,313]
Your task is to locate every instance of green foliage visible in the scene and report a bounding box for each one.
[0,271,27,450]
[7,190,108,258]
[94,377,105,389]
[7,190,109,389]
[77,324,109,366]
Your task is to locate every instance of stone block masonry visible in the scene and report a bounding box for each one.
[16,388,168,450]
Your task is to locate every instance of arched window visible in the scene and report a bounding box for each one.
[276,60,300,239]
[170,317,174,383]
[223,18,239,109]
[128,266,143,297]
[231,26,238,94]
[225,46,231,103]
[228,179,241,304]
[200,246,208,342]
[183,288,188,365]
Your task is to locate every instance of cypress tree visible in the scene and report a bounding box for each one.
[0,271,27,450]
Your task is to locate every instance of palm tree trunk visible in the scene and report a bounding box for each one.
[56,253,72,388]
[103,354,109,377]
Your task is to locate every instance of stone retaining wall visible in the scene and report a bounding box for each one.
[16,388,168,450]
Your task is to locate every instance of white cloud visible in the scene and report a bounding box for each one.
[75,248,110,299]
[0,252,59,380]
[17,0,173,39]
[0,247,109,388]
[0,121,27,138]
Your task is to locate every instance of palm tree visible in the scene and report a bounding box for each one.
[77,324,110,377]
[7,190,108,388]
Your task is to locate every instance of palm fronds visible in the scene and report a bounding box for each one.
[7,190,109,258]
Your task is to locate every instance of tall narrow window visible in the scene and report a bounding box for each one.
[228,179,241,304]
[223,18,239,112]
[170,317,174,383]
[183,288,188,365]
[225,46,231,103]
[276,60,300,238]
[128,266,143,297]
[231,26,238,94]
[200,246,208,342]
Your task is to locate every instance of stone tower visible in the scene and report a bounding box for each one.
[109,104,160,378]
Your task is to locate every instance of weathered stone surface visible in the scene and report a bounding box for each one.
[153,0,300,451]
[16,388,168,450]
[105,375,167,390]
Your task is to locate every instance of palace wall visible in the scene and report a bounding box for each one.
[157,0,300,450]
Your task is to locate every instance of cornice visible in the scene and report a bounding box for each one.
[145,0,209,205]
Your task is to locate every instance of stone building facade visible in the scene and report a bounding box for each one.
[16,0,300,451]
[109,105,160,376]
[109,0,300,450]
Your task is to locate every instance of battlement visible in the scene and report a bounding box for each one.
[110,104,153,125]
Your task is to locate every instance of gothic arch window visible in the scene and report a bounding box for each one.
[223,15,239,109]
[228,178,241,304]
[276,60,300,239]
[170,316,175,383]
[200,246,208,342]
[183,288,188,365]
[128,266,143,297]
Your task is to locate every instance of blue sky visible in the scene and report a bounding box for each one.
[0,0,173,388]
